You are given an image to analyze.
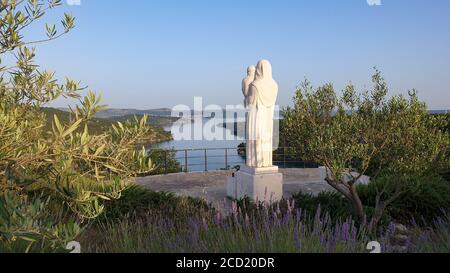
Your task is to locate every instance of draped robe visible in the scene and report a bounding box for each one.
[245,60,278,168]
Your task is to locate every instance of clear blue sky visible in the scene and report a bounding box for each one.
[31,0,450,109]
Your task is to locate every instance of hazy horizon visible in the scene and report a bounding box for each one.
[26,0,450,110]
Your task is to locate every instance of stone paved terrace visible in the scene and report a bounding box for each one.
[135,168,336,210]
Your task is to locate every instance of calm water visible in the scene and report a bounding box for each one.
[154,118,302,172]
[157,119,245,172]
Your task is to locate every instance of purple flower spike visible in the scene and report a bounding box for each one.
[341,222,350,241]
[294,223,301,252]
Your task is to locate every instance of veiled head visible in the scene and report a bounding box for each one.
[255,59,273,80]
[247,65,256,76]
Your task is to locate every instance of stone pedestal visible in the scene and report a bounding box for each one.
[227,166,283,203]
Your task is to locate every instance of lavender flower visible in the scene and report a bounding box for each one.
[341,221,350,241]
[294,222,301,252]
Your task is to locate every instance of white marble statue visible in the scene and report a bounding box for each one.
[242,65,255,142]
[242,65,256,107]
[245,60,279,168]
[227,60,283,202]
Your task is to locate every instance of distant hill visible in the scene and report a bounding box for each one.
[42,108,173,144]
[59,108,175,119]
[429,110,450,115]
[57,107,178,127]
[107,114,179,128]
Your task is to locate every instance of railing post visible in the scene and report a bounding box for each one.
[164,151,168,174]
[225,148,228,170]
[283,147,286,169]
[204,149,208,172]
[184,150,188,173]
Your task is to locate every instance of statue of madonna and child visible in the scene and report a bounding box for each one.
[227,59,283,202]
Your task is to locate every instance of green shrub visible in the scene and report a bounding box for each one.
[292,174,450,226]
[101,185,175,220]
[292,191,353,221]
[282,70,449,227]
[293,192,394,228]
[0,191,81,253]
[101,185,212,222]
[358,174,450,224]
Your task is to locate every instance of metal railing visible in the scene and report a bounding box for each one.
[150,147,319,174]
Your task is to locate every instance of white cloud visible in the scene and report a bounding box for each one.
[67,0,81,6]
[367,0,382,6]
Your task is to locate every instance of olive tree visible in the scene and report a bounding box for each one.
[0,1,154,251]
[282,70,449,229]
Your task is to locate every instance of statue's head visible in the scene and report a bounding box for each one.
[247,65,256,76]
[255,59,272,80]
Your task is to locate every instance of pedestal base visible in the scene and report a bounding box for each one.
[227,166,283,203]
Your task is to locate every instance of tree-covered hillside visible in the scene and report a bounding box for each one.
[41,108,172,144]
